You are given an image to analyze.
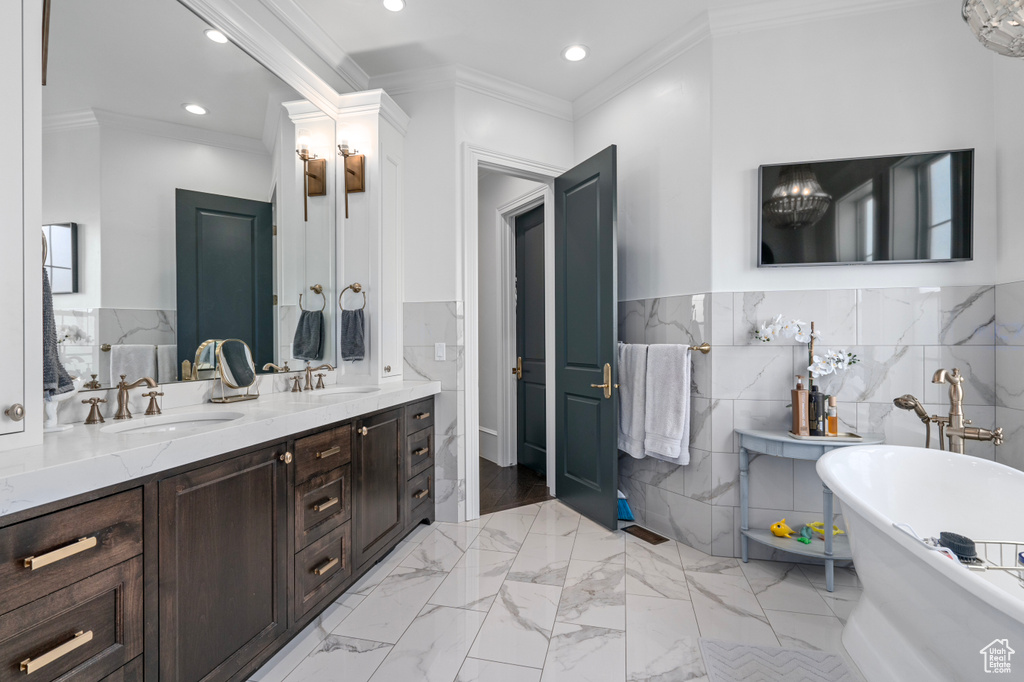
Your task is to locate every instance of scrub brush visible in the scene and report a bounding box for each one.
[617,490,635,522]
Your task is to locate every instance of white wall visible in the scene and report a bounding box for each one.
[575,39,714,302]
[993,56,1024,285]
[477,171,543,463]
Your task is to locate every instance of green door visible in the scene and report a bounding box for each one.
[554,146,618,530]
[516,205,547,475]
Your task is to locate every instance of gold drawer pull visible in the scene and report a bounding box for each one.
[313,557,339,576]
[23,536,98,570]
[20,630,93,674]
[412,447,430,457]
[412,488,429,500]
[313,497,339,513]
[413,412,430,420]
[316,446,342,459]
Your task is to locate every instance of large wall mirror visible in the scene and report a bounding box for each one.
[43,0,337,388]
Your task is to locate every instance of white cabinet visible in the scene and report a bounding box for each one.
[0,0,42,448]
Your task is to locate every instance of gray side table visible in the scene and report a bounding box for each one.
[736,428,883,592]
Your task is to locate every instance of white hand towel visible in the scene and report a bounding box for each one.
[109,344,158,384]
[617,342,648,459]
[643,344,691,464]
[157,345,178,383]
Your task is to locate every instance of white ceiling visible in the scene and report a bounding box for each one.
[43,0,300,140]
[294,0,720,101]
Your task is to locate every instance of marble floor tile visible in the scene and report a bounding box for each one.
[798,564,862,590]
[472,510,536,553]
[540,622,626,682]
[624,594,705,682]
[686,571,779,647]
[529,502,581,537]
[456,658,542,682]
[405,523,438,544]
[764,609,846,653]
[624,538,691,601]
[282,635,392,682]
[429,549,516,611]
[506,533,576,586]
[400,526,472,573]
[815,584,862,624]
[369,604,487,682]
[555,560,626,630]
[469,581,562,668]
[570,525,625,565]
[349,540,419,595]
[333,566,449,644]
[741,560,833,616]
[677,542,743,575]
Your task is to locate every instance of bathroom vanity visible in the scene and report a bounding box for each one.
[0,384,437,682]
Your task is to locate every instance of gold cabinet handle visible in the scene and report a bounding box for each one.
[280,451,293,464]
[359,426,368,436]
[413,412,430,420]
[313,497,339,513]
[412,488,429,500]
[512,357,522,380]
[316,446,342,460]
[589,363,613,400]
[23,536,98,570]
[20,630,93,674]
[412,447,430,457]
[313,557,339,576]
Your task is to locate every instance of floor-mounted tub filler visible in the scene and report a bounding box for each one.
[818,445,1024,682]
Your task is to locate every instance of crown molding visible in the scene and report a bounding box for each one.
[90,108,269,155]
[334,89,412,135]
[572,14,711,120]
[370,65,459,98]
[255,0,370,92]
[707,0,935,36]
[43,110,99,132]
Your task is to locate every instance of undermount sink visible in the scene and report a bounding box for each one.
[101,411,245,435]
[311,386,382,397]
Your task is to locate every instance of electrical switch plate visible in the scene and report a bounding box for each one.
[434,343,446,361]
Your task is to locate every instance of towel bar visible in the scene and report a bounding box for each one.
[299,284,326,312]
[339,282,367,311]
[689,342,711,355]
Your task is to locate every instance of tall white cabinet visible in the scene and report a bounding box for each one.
[1,0,42,449]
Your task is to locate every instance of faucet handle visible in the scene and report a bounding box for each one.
[992,427,1004,446]
[82,397,107,425]
[142,391,164,416]
[315,373,326,390]
[291,376,302,393]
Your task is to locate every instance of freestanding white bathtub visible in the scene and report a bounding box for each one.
[817,445,1024,682]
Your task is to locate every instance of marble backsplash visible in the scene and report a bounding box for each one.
[54,308,176,384]
[995,279,1024,472]
[619,283,1011,560]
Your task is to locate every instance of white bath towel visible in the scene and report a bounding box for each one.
[109,344,158,384]
[617,342,648,459]
[157,345,177,383]
[643,344,691,463]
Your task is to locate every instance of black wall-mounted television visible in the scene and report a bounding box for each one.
[758,149,974,267]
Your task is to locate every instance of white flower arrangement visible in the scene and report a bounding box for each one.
[753,316,858,381]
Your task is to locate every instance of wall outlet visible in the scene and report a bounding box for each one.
[434,343,446,361]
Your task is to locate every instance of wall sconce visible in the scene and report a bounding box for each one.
[338,141,365,219]
[296,129,327,222]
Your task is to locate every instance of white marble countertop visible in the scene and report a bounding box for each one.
[0,381,441,519]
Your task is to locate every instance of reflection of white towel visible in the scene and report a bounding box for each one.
[617,343,648,459]
[110,345,157,384]
[157,345,177,383]
[643,345,691,464]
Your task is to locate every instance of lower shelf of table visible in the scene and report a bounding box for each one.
[742,529,853,561]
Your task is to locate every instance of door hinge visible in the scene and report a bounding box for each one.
[273,295,278,306]
[273,224,277,236]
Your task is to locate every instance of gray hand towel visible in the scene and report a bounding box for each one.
[643,344,691,464]
[341,309,365,362]
[43,268,75,400]
[293,310,324,361]
[157,345,177,383]
[110,345,158,383]
[617,342,648,459]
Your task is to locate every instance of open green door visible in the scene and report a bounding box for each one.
[554,146,618,530]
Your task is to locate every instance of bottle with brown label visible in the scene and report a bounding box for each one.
[827,396,839,436]
[792,375,810,436]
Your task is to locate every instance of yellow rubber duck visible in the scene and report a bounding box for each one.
[806,521,846,537]
[770,519,796,538]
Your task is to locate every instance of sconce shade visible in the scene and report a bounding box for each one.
[762,165,832,229]
[963,0,1024,57]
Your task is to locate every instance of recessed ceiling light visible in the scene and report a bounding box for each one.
[183,103,207,115]
[204,29,228,44]
[383,0,405,11]
[562,45,588,62]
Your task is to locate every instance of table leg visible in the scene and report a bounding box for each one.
[823,482,834,592]
[740,447,749,563]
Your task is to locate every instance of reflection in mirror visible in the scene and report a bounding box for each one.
[43,0,336,390]
[212,339,260,403]
[192,339,222,382]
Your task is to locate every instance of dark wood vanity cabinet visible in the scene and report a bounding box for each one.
[352,407,406,568]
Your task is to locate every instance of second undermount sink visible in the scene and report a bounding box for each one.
[101,411,245,435]
[312,386,382,397]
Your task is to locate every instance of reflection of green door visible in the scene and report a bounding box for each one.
[175,189,273,372]
[554,146,619,530]
[516,205,546,476]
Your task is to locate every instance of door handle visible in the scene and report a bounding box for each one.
[512,357,522,380]
[590,363,613,400]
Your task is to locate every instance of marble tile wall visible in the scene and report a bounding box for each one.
[404,302,466,524]
[995,280,1024,472]
[618,284,1001,559]
[54,308,176,384]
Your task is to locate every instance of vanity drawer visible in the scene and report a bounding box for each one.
[0,557,143,682]
[406,469,433,519]
[295,465,351,550]
[405,399,434,435]
[294,522,351,620]
[0,489,143,614]
[405,429,434,480]
[97,657,142,682]
[294,426,351,483]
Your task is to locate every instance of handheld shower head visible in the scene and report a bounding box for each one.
[894,394,930,423]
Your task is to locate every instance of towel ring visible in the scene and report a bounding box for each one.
[300,284,326,312]
[340,282,366,311]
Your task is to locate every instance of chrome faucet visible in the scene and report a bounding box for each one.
[893,368,1003,453]
[262,362,292,373]
[304,363,334,390]
[114,375,158,420]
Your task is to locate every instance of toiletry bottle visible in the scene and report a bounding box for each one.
[827,396,838,436]
[792,375,810,436]
[817,394,828,436]
[809,385,822,436]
